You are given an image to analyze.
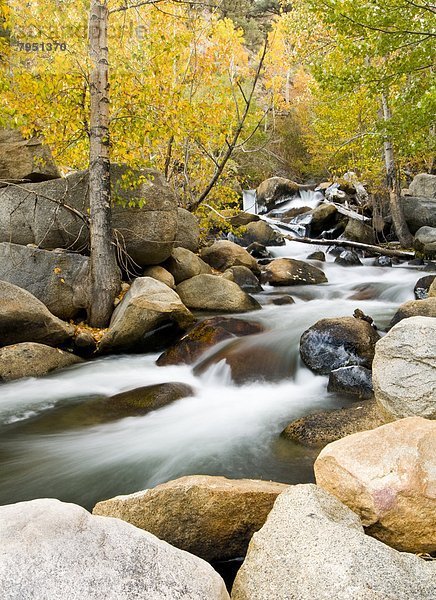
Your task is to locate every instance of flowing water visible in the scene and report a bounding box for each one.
[0,206,431,510]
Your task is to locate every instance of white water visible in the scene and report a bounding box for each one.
[0,235,431,509]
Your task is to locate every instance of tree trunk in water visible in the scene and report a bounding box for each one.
[88,0,120,327]
[381,93,413,248]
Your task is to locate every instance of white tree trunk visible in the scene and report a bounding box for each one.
[88,0,120,326]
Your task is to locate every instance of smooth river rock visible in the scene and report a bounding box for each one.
[315,417,436,553]
[93,475,288,562]
[373,316,436,419]
[174,207,200,252]
[163,247,212,284]
[390,297,436,327]
[0,281,73,347]
[176,274,261,313]
[200,240,260,274]
[99,277,194,353]
[0,342,83,381]
[261,258,327,286]
[231,484,436,600]
[0,498,229,600]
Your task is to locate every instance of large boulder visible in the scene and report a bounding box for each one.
[222,266,262,293]
[200,241,260,274]
[0,342,83,382]
[0,129,60,181]
[176,274,261,313]
[414,226,436,258]
[0,499,229,600]
[390,297,436,327]
[93,475,288,563]
[343,219,376,245]
[281,400,386,448]
[0,242,88,319]
[232,484,436,600]
[157,317,264,366]
[163,247,212,284]
[256,177,310,213]
[307,203,338,237]
[373,316,436,419]
[99,277,194,354]
[400,196,436,233]
[261,258,327,286]
[174,208,200,252]
[300,316,380,375]
[430,278,436,297]
[242,221,284,247]
[0,165,178,266]
[408,173,436,198]
[315,417,436,553]
[0,281,73,347]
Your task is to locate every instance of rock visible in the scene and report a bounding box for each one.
[0,128,60,181]
[307,203,337,237]
[0,281,73,347]
[414,226,436,258]
[400,196,436,233]
[222,266,262,293]
[0,499,229,600]
[174,208,200,252]
[232,484,436,600]
[270,295,295,305]
[229,212,260,227]
[246,242,272,259]
[343,219,376,245]
[242,221,284,247]
[408,173,436,198]
[430,278,436,297]
[99,277,194,354]
[374,255,392,267]
[261,258,327,286]
[334,250,362,266]
[156,317,264,366]
[307,251,325,261]
[281,400,386,448]
[300,316,380,375]
[142,265,175,289]
[0,343,83,381]
[281,206,311,220]
[0,165,178,266]
[256,177,303,213]
[176,274,261,313]
[163,247,211,284]
[72,330,97,357]
[373,316,436,419]
[315,417,436,553]
[390,297,436,327]
[327,366,373,399]
[93,475,288,563]
[200,241,260,274]
[414,275,435,299]
[0,242,89,320]
[107,382,194,414]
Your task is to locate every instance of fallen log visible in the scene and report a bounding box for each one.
[283,235,415,259]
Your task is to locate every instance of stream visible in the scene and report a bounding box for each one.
[0,237,430,511]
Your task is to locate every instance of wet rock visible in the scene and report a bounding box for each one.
[242,221,284,247]
[176,274,261,313]
[261,258,327,286]
[307,203,337,237]
[400,196,436,233]
[307,251,325,261]
[93,475,288,563]
[334,250,362,266]
[408,173,436,198]
[0,128,60,181]
[281,400,386,447]
[327,366,373,399]
[72,330,97,357]
[256,177,302,213]
[373,256,392,267]
[0,342,83,382]
[300,316,380,375]
[99,277,194,354]
[174,207,200,252]
[414,226,436,258]
[229,212,260,227]
[105,382,194,417]
[200,240,260,274]
[0,499,229,600]
[390,297,436,327]
[408,257,424,266]
[281,206,311,221]
[163,247,211,284]
[373,316,436,419]
[0,281,74,348]
[271,295,295,306]
[0,242,89,320]
[315,417,436,553]
[142,265,175,289]
[414,275,435,299]
[246,242,272,259]
[343,219,376,245]
[156,317,264,366]
[232,484,436,600]
[222,266,262,293]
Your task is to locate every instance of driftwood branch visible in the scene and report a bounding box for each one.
[283,234,415,259]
